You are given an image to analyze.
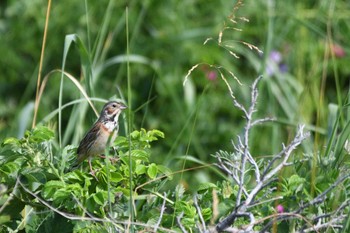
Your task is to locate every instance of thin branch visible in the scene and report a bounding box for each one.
[176,212,188,233]
[248,194,282,209]
[194,194,207,232]
[297,217,345,233]
[216,126,309,232]
[0,179,20,214]
[248,179,278,206]
[296,173,350,214]
[18,178,177,232]
[245,150,261,183]
[216,212,253,232]
[236,77,263,208]
[251,117,276,127]
[260,174,350,232]
[309,173,350,206]
[261,126,309,186]
[212,76,347,233]
[154,192,167,232]
[216,157,248,197]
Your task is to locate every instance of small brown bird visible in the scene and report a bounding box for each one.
[73,101,127,175]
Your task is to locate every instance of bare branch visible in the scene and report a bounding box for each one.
[212,76,348,233]
[297,217,345,233]
[251,117,276,127]
[260,174,350,232]
[214,77,315,232]
[261,125,310,185]
[216,157,248,196]
[154,192,167,232]
[296,173,350,214]
[245,150,261,183]
[194,194,207,232]
[176,212,188,233]
[248,195,283,209]
[236,77,264,207]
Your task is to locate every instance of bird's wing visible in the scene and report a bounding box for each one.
[76,123,101,164]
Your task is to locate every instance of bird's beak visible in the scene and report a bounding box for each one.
[120,104,127,110]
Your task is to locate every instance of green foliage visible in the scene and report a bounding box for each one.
[0,127,173,232]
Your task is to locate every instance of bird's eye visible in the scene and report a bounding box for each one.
[112,104,117,108]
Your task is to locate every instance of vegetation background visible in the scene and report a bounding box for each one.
[0,0,349,232]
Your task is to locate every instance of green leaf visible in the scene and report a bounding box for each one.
[42,180,65,199]
[110,172,124,183]
[197,182,218,192]
[334,118,350,167]
[114,136,129,149]
[119,157,136,172]
[288,174,305,186]
[63,169,87,182]
[135,164,146,175]
[91,192,106,205]
[146,129,165,141]
[130,149,149,161]
[287,174,306,194]
[2,137,20,146]
[147,163,158,179]
[201,208,212,221]
[30,126,55,143]
[66,183,83,193]
[176,201,196,217]
[21,168,48,192]
[157,165,173,180]
[0,161,21,183]
[0,215,11,225]
[115,187,131,196]
[53,189,72,204]
[130,130,140,139]
[222,180,235,199]
[1,161,20,174]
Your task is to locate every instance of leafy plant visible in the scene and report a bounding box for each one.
[0,127,173,232]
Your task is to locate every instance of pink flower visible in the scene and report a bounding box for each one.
[331,44,345,58]
[206,70,217,81]
[276,204,284,213]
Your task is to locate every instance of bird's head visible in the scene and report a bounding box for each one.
[100,101,127,122]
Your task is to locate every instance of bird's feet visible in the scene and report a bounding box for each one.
[98,154,119,163]
[89,160,99,181]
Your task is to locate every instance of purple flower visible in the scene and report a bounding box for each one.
[265,50,288,76]
[279,63,288,73]
[269,51,282,63]
[276,204,284,213]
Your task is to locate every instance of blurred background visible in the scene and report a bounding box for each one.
[0,0,349,185]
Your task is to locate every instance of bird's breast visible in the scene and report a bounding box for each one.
[102,120,117,133]
[88,126,117,156]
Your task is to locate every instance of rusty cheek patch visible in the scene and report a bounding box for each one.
[106,107,118,115]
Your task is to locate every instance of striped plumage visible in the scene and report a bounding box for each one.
[72,101,127,174]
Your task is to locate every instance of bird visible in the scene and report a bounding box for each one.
[72,101,127,175]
